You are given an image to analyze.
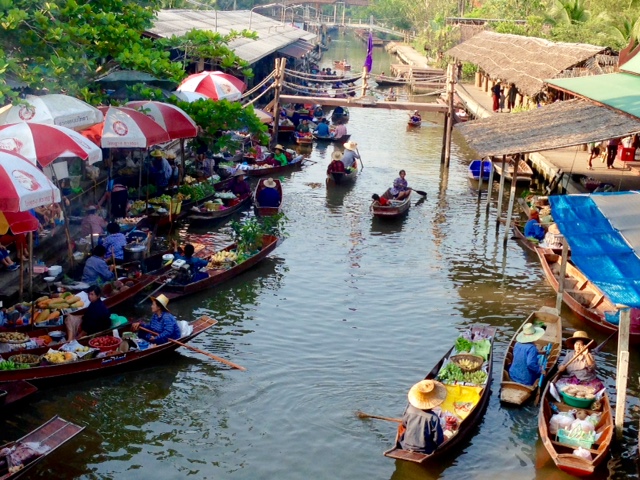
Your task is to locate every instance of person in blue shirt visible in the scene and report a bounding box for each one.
[82,245,115,285]
[524,210,546,241]
[102,222,127,261]
[508,323,545,385]
[256,178,281,208]
[132,294,181,345]
[314,118,332,137]
[173,241,208,282]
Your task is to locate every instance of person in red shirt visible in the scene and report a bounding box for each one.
[371,193,389,206]
[327,151,346,174]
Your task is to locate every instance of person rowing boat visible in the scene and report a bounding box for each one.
[390,170,413,200]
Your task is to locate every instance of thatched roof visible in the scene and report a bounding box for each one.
[455,99,640,157]
[446,31,606,97]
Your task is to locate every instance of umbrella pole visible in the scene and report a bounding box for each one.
[146,151,150,212]
[180,139,186,184]
[107,149,113,221]
[28,231,33,300]
[19,236,24,301]
[138,148,143,199]
[52,171,75,271]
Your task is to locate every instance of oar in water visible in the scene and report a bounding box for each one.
[533,343,553,406]
[355,410,402,423]
[413,189,427,197]
[356,148,364,170]
[138,326,246,371]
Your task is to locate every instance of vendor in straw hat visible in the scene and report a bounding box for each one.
[341,141,359,171]
[400,380,447,454]
[229,169,251,197]
[508,323,545,386]
[272,144,288,166]
[149,149,172,196]
[524,210,546,242]
[256,178,281,208]
[327,150,346,175]
[132,294,181,345]
[558,331,604,391]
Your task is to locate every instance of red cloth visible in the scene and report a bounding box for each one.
[327,160,345,175]
[492,94,499,112]
[378,196,390,206]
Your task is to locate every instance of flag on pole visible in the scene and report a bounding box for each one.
[364,31,373,72]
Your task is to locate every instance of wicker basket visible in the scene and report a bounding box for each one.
[9,354,41,367]
[450,354,484,372]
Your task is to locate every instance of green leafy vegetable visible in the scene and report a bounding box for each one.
[455,337,473,353]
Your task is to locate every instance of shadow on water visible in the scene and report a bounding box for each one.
[370,214,409,236]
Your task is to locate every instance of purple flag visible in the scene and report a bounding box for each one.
[364,31,373,72]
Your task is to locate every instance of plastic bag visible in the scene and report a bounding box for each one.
[570,419,595,434]
[573,447,592,460]
[178,320,193,337]
[588,412,602,427]
[550,411,575,435]
[549,382,562,403]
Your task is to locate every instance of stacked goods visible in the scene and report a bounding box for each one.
[207,251,237,268]
[8,354,41,367]
[88,336,122,352]
[43,351,77,364]
[179,182,215,201]
[0,332,29,344]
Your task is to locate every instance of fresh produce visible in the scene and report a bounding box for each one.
[437,362,488,385]
[462,370,488,385]
[0,332,29,343]
[471,339,491,361]
[455,337,473,353]
[179,182,216,201]
[44,351,76,364]
[207,250,238,268]
[89,336,121,349]
[215,191,237,200]
[0,360,30,370]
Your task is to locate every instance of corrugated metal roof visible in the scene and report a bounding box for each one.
[150,9,317,65]
[278,39,315,59]
[548,73,640,120]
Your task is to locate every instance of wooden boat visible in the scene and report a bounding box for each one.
[371,189,411,218]
[539,375,613,476]
[187,193,251,225]
[0,416,84,479]
[243,156,304,177]
[327,167,358,186]
[253,179,283,216]
[468,160,492,181]
[385,94,397,102]
[384,325,497,463]
[500,308,562,405]
[512,223,565,256]
[536,249,640,342]
[374,75,408,87]
[313,134,351,143]
[153,235,279,300]
[0,316,216,383]
[0,381,38,410]
[294,132,313,145]
[493,158,533,184]
[407,119,421,127]
[333,60,351,71]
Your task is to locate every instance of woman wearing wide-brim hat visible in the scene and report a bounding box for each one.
[341,141,359,171]
[272,144,288,166]
[507,323,546,386]
[327,150,346,176]
[557,331,604,391]
[132,294,182,345]
[399,379,447,454]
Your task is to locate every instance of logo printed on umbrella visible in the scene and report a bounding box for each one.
[12,170,41,192]
[18,105,36,121]
[0,138,24,154]
[113,121,129,137]
[220,84,232,94]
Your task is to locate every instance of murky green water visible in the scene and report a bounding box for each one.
[3,32,639,480]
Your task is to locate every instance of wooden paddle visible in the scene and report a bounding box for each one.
[139,326,246,371]
[356,148,364,170]
[413,189,427,197]
[355,410,402,423]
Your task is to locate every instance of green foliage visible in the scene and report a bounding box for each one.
[231,213,287,254]
[544,0,591,26]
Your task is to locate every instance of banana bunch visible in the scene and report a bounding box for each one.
[457,359,479,369]
[208,251,237,267]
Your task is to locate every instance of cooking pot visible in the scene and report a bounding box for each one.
[124,244,146,262]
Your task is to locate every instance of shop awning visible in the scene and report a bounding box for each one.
[455,99,640,157]
[548,73,640,120]
[278,39,315,59]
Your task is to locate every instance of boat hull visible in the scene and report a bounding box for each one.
[328,169,358,185]
[494,158,533,184]
[372,190,410,218]
[253,179,283,216]
[468,160,492,181]
[244,158,304,177]
[187,194,251,224]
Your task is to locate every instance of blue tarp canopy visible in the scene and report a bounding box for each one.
[549,191,640,307]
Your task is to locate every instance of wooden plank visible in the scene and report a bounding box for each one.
[615,308,631,439]
[556,241,569,314]
[278,95,448,112]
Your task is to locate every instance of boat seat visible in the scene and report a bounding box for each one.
[589,293,604,309]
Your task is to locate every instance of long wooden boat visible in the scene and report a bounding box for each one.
[0,416,84,479]
[500,308,562,405]
[374,75,408,87]
[0,381,38,410]
[294,132,313,145]
[243,156,304,177]
[536,249,640,342]
[539,375,613,476]
[384,325,496,463]
[493,158,533,184]
[0,316,216,383]
[187,193,251,225]
[253,179,283,217]
[407,119,422,127]
[468,160,492,181]
[327,167,358,186]
[154,235,279,300]
[512,223,565,256]
[313,134,351,143]
[371,189,411,218]
[333,60,351,71]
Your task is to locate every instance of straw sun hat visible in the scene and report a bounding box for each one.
[407,380,447,410]
[331,151,343,161]
[151,294,171,312]
[274,144,285,151]
[343,141,358,151]
[516,323,545,343]
[264,178,277,188]
[565,331,596,349]
[548,223,560,235]
[150,150,165,158]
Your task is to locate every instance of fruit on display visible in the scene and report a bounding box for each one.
[0,332,29,343]
[207,250,238,268]
[89,336,121,349]
[43,351,77,364]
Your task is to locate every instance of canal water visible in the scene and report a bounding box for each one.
[5,32,640,480]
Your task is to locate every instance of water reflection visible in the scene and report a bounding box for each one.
[370,214,409,236]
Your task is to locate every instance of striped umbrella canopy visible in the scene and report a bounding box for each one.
[0,150,61,212]
[0,122,102,166]
[126,101,198,140]
[177,71,246,101]
[169,91,209,103]
[82,106,170,148]
[0,94,103,131]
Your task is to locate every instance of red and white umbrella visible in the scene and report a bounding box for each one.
[0,94,103,131]
[0,150,61,212]
[0,211,39,235]
[83,106,170,148]
[126,101,197,140]
[0,122,102,166]
[170,91,209,103]
[177,71,246,101]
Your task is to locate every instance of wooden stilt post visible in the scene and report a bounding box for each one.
[556,239,569,314]
[360,66,369,98]
[444,63,455,168]
[496,155,507,229]
[477,158,484,196]
[616,307,630,440]
[486,156,495,212]
[440,110,448,164]
[503,155,519,243]
[271,58,285,149]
